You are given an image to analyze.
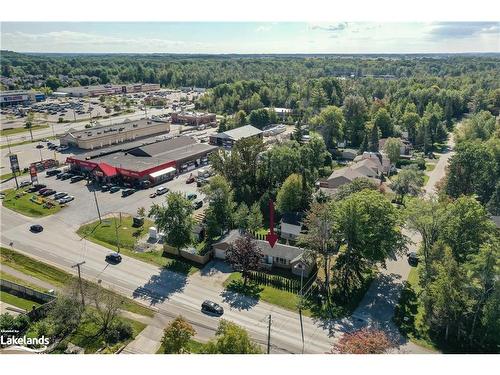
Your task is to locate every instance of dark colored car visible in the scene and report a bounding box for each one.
[70,175,85,183]
[28,184,46,192]
[101,184,111,192]
[408,252,419,267]
[193,200,203,210]
[60,173,73,180]
[35,144,44,149]
[201,300,224,316]
[186,193,197,200]
[19,181,31,188]
[37,188,49,195]
[109,186,121,193]
[121,188,136,197]
[46,169,62,177]
[197,178,209,188]
[30,224,44,233]
[53,192,68,200]
[40,189,56,197]
[186,176,195,184]
[138,180,151,189]
[105,252,122,264]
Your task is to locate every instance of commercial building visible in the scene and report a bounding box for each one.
[0,90,46,107]
[66,135,217,185]
[55,83,160,97]
[59,118,171,150]
[170,111,216,126]
[209,125,263,149]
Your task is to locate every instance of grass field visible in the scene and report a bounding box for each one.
[67,315,146,354]
[1,170,29,181]
[223,272,309,315]
[0,270,49,292]
[0,125,49,137]
[1,188,61,217]
[77,216,201,275]
[425,163,436,172]
[0,290,41,311]
[0,247,154,317]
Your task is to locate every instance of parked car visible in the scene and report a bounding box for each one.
[122,188,136,197]
[193,200,203,210]
[109,186,121,193]
[186,176,195,184]
[53,192,68,200]
[58,195,74,204]
[60,173,73,180]
[201,300,224,316]
[46,169,62,177]
[197,178,209,188]
[70,175,85,183]
[37,188,50,195]
[40,189,56,197]
[149,192,157,198]
[408,252,419,267]
[30,224,44,233]
[101,184,111,192]
[186,192,197,200]
[56,145,69,152]
[19,181,31,188]
[28,184,46,192]
[105,252,122,264]
[156,186,169,195]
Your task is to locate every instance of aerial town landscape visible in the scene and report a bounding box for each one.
[0,7,498,374]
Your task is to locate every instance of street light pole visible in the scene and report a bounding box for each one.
[71,261,86,306]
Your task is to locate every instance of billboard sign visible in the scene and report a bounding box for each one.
[30,165,38,184]
[9,154,20,173]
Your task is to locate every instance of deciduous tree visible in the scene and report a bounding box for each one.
[225,234,263,286]
[162,316,196,354]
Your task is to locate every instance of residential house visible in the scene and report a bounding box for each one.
[279,212,304,242]
[212,230,315,277]
[353,152,391,174]
[379,137,413,156]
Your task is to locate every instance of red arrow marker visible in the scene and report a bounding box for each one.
[266,199,279,248]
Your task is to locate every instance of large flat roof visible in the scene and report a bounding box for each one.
[63,118,169,140]
[90,153,168,171]
[214,125,262,141]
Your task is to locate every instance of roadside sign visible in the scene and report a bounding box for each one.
[30,165,38,184]
[9,154,20,173]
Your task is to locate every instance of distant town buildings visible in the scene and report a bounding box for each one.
[0,90,46,107]
[170,111,216,126]
[209,125,263,149]
[55,83,160,97]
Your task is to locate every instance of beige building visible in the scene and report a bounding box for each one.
[59,119,170,150]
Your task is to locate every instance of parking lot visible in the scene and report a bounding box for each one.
[23,165,209,227]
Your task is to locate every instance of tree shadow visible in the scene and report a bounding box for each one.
[199,260,232,277]
[132,267,188,306]
[220,280,263,311]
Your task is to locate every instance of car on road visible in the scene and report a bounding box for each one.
[201,300,224,316]
[70,175,85,183]
[109,186,121,193]
[105,252,122,264]
[408,252,419,267]
[156,186,169,195]
[122,188,136,197]
[35,144,44,149]
[46,169,62,177]
[53,192,68,200]
[30,224,44,233]
[57,195,74,204]
[149,192,157,198]
[193,200,203,210]
[186,192,197,200]
[19,181,31,188]
[186,176,195,184]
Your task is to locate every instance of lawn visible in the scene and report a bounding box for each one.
[0,125,49,137]
[2,188,61,217]
[0,290,41,311]
[1,170,29,181]
[66,315,146,354]
[0,247,154,317]
[423,174,430,185]
[223,272,310,316]
[425,163,436,172]
[77,216,201,275]
[156,339,206,354]
[0,270,49,293]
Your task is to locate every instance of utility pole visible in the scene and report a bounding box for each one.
[6,135,12,154]
[114,215,121,253]
[267,314,272,354]
[93,189,102,223]
[71,261,86,306]
[299,268,305,354]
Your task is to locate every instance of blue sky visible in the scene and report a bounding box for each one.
[1,22,499,53]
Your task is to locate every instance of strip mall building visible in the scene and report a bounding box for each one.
[66,136,218,185]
